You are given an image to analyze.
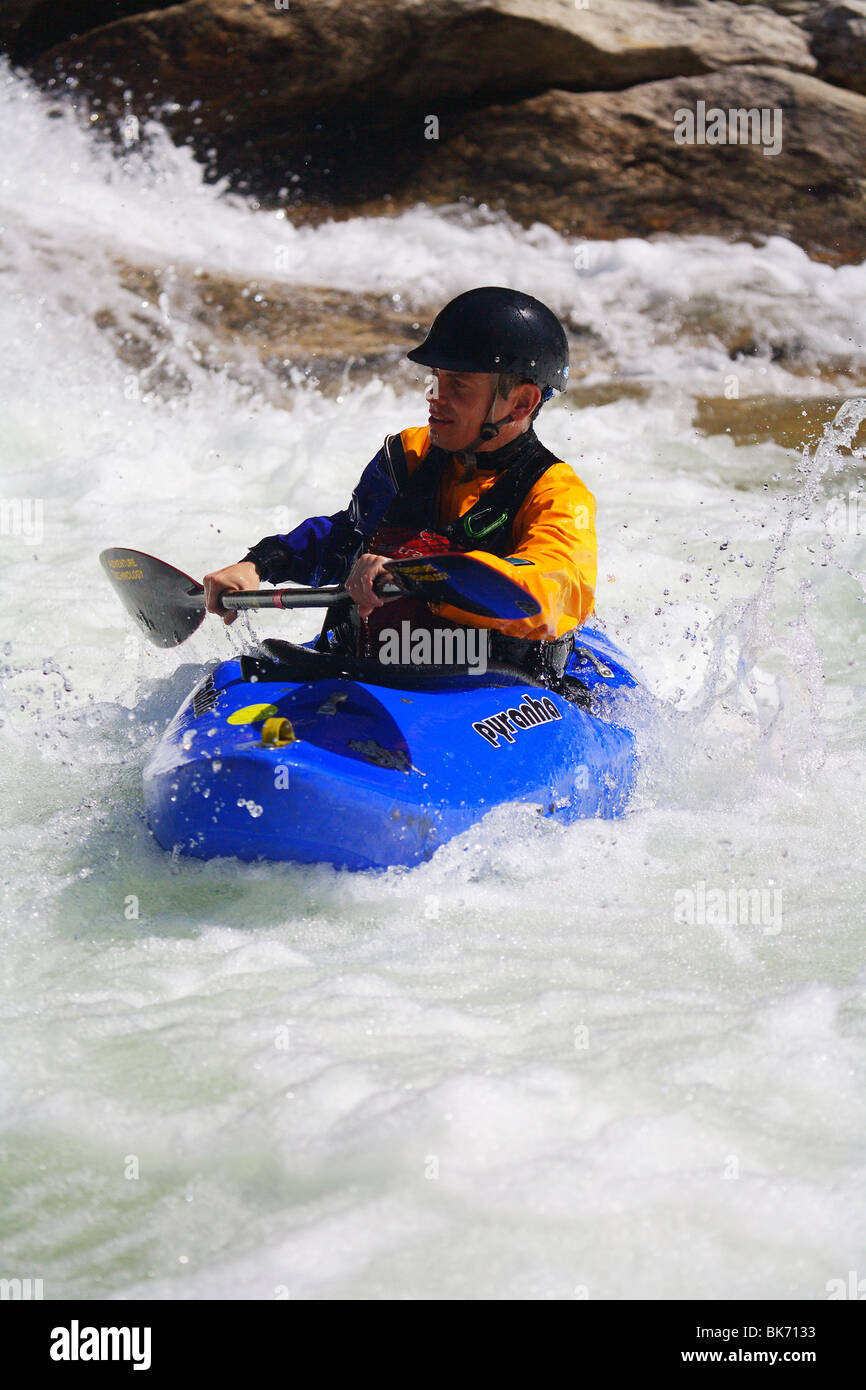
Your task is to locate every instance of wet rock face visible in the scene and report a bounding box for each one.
[693,394,866,450]
[18,1,817,101]
[101,260,438,402]
[804,2,866,96]
[397,68,866,264]
[0,2,178,65]
[4,1,866,262]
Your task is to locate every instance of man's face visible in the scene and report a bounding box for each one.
[425,369,501,452]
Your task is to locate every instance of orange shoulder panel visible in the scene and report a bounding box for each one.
[398,426,432,477]
[432,458,597,641]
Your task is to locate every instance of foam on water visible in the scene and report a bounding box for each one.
[1,64,864,1300]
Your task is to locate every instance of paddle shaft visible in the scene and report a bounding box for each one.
[219,580,403,611]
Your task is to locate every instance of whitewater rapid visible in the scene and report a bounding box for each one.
[1,62,864,1300]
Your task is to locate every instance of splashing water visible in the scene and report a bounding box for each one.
[625,398,866,806]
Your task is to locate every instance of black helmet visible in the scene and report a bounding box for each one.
[406,287,569,400]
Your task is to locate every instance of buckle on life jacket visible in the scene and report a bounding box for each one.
[462,508,509,539]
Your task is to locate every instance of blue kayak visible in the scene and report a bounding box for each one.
[143,623,641,870]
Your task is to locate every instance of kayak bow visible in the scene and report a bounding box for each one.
[142,630,640,869]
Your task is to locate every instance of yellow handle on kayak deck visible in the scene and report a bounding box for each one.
[260,717,297,748]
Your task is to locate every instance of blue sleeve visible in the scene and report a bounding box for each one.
[244,446,397,587]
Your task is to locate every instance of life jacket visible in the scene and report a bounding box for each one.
[378,430,562,557]
[356,432,576,679]
[356,525,460,661]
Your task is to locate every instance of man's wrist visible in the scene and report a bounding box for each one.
[241,539,294,584]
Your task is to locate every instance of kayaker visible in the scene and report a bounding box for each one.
[203,286,597,680]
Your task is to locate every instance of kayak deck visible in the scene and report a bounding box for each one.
[143,624,641,869]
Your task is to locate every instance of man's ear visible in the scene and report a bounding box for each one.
[511,383,542,420]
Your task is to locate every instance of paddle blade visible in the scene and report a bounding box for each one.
[386,553,542,621]
[99,548,205,648]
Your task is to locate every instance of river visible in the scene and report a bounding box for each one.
[1,61,864,1300]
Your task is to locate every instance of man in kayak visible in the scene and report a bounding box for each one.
[203,286,597,680]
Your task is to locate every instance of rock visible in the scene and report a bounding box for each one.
[86,260,862,423]
[359,66,866,264]
[0,2,177,65]
[0,2,39,44]
[0,1,45,57]
[804,2,866,96]
[692,394,865,449]
[10,3,864,267]
[27,1,813,191]
[96,260,620,402]
[100,261,436,401]
[725,0,816,14]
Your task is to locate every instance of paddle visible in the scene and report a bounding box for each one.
[99,547,541,649]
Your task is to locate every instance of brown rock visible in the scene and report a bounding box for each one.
[14,4,864,269]
[804,2,866,97]
[97,260,618,401]
[693,393,865,449]
[101,261,440,401]
[365,67,866,264]
[0,1,48,57]
[0,2,177,65]
[28,0,812,191]
[88,262,862,415]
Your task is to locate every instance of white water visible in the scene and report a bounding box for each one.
[1,64,865,1300]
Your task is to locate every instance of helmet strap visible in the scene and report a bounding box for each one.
[460,374,516,456]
